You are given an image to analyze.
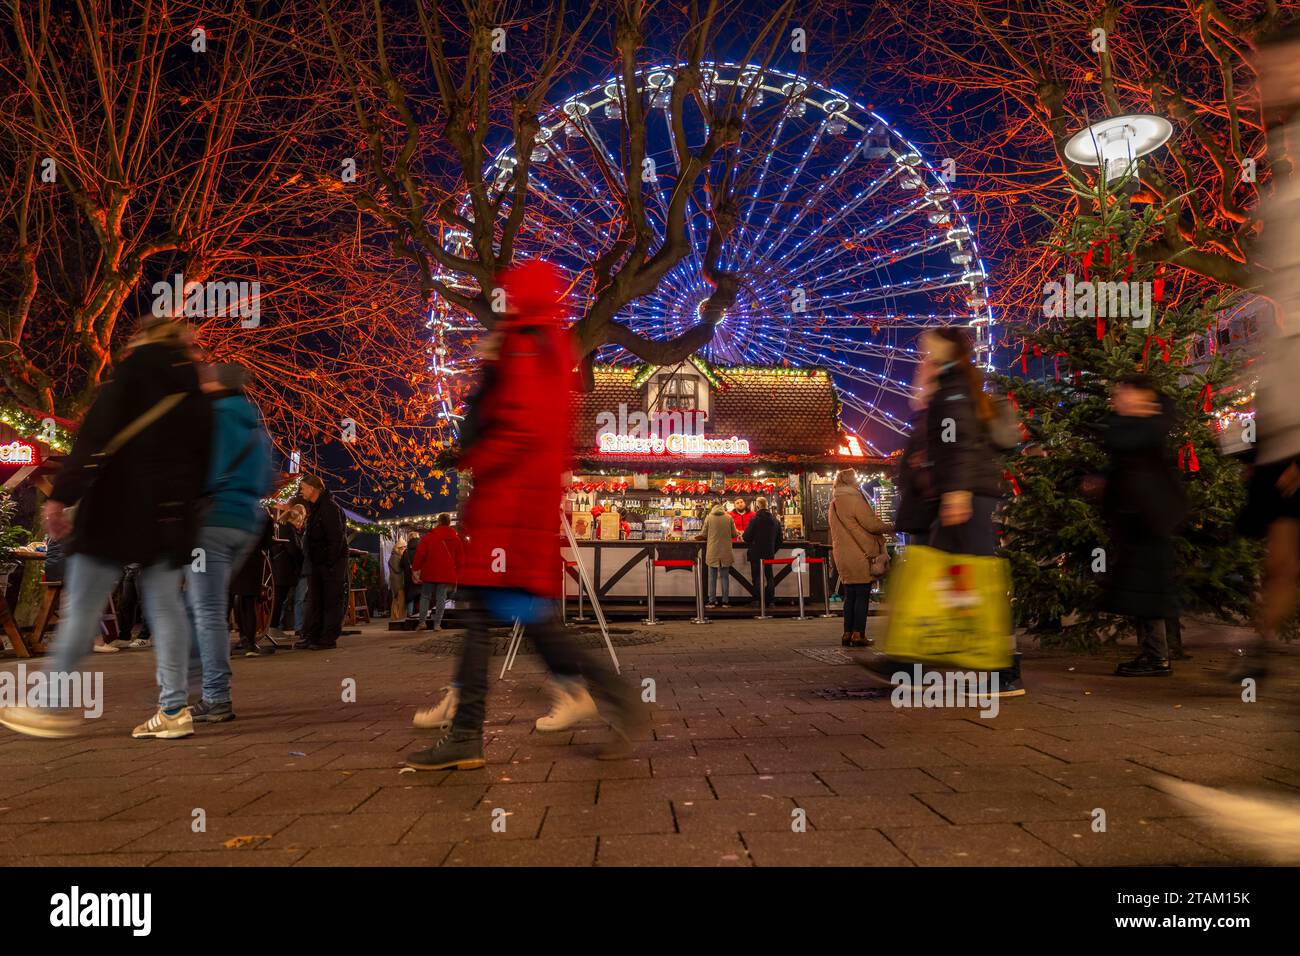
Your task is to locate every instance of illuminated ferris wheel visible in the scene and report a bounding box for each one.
[435,62,993,455]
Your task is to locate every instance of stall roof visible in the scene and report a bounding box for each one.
[574,363,889,470]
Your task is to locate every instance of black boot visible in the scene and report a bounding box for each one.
[1116,655,1172,677]
[405,731,485,771]
[991,652,1026,696]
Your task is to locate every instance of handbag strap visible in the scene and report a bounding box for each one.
[99,392,187,458]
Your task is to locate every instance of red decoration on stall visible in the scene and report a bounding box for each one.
[1198,384,1214,413]
[1177,441,1201,472]
[1002,470,1022,496]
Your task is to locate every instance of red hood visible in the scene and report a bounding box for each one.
[497,259,567,327]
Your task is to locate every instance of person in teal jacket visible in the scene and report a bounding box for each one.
[183,363,274,723]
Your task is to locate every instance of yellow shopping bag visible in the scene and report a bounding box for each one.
[879,545,1012,671]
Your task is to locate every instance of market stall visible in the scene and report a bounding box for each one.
[561,358,895,606]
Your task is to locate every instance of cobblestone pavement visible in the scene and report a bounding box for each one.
[1,614,1296,866]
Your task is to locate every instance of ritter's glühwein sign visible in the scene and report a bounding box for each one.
[594,404,751,458]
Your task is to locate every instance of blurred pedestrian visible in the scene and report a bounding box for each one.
[295,474,348,650]
[1235,31,1300,680]
[828,469,892,647]
[698,502,736,607]
[0,316,211,739]
[922,326,1023,695]
[184,362,274,720]
[405,260,644,771]
[1100,374,1186,677]
[413,514,462,630]
[743,496,783,607]
[896,361,938,545]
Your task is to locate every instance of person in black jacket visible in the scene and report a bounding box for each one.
[1101,374,1187,677]
[0,317,212,740]
[896,361,939,544]
[919,326,1023,696]
[742,496,784,607]
[296,474,348,650]
[268,505,304,642]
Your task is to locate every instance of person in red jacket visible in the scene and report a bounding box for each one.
[412,514,462,630]
[731,497,753,536]
[406,260,645,772]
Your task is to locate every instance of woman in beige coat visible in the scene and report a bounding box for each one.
[697,503,737,606]
[828,469,892,646]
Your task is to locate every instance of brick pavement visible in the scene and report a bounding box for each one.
[0,615,1296,866]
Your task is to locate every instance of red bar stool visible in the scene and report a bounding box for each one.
[643,547,709,626]
[561,558,591,625]
[802,552,837,618]
[756,557,795,619]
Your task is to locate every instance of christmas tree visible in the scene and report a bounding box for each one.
[996,175,1261,647]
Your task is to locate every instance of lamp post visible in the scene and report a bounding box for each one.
[1064,114,1173,193]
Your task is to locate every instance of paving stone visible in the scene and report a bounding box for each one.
[596,833,751,866]
[266,812,422,848]
[884,824,1076,866]
[800,794,948,829]
[445,837,597,866]
[744,829,912,866]
[1022,819,1235,865]
[541,801,676,837]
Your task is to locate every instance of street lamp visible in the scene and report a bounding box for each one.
[1064,114,1173,190]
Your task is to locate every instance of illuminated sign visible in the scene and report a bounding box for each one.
[598,432,751,457]
[0,440,37,465]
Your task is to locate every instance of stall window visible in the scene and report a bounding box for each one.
[658,374,698,412]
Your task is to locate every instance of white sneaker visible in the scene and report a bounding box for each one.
[0,706,82,739]
[413,687,458,730]
[131,707,194,739]
[92,642,120,654]
[535,683,599,732]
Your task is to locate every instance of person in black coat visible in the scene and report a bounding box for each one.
[923,328,1004,556]
[742,497,784,606]
[268,505,304,640]
[295,474,348,649]
[4,318,212,739]
[1101,374,1187,676]
[400,532,421,620]
[229,519,274,657]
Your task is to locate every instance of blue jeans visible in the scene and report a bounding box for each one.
[419,582,450,627]
[707,566,731,604]
[184,525,258,705]
[48,553,190,711]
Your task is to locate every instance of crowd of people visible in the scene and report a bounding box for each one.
[0,316,358,740]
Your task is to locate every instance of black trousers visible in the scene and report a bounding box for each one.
[451,589,628,736]
[303,563,347,646]
[1135,617,1170,660]
[749,559,775,604]
[269,583,294,628]
[231,593,258,642]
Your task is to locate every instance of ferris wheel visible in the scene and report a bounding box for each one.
[434,62,993,455]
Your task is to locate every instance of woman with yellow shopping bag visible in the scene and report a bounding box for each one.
[866,327,1024,697]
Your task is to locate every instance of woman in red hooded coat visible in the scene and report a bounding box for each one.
[406,260,643,773]
[456,259,575,598]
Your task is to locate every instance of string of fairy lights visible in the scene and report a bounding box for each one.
[428,62,995,455]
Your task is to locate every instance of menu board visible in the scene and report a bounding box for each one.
[597,511,622,540]
[571,511,594,539]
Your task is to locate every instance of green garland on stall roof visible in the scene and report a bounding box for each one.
[0,401,74,453]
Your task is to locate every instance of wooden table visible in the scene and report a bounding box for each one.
[1,548,46,658]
